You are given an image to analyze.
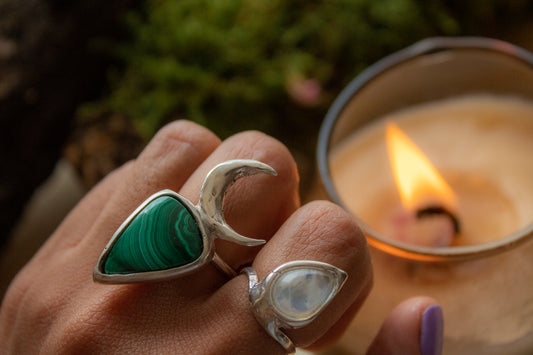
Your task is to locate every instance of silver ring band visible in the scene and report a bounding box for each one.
[243,260,348,354]
[212,252,237,278]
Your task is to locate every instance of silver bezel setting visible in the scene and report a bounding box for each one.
[93,190,213,283]
[244,260,348,353]
[93,159,276,284]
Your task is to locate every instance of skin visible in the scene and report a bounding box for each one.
[0,121,439,354]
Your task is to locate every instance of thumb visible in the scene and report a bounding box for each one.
[367,297,443,355]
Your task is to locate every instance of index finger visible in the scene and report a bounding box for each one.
[35,120,220,261]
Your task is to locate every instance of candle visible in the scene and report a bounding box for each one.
[315,37,533,354]
[382,121,459,247]
[330,94,533,247]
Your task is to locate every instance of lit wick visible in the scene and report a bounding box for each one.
[416,205,461,235]
[386,122,460,247]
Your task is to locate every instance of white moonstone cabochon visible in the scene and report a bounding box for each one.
[270,267,337,321]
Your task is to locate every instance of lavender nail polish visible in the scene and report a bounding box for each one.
[420,305,444,355]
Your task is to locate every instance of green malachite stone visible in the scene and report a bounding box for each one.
[103,196,203,274]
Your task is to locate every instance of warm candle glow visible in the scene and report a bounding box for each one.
[386,122,456,210]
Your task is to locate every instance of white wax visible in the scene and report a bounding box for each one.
[330,94,533,245]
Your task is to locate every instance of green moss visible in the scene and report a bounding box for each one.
[84,0,532,147]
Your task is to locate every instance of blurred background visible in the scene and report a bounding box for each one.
[1,0,532,296]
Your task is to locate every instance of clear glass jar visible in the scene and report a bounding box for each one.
[316,37,533,354]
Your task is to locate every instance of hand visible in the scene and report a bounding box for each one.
[0,121,442,354]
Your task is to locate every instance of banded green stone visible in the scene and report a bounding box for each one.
[103,196,203,274]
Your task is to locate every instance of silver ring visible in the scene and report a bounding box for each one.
[93,159,276,284]
[243,260,348,354]
[212,252,237,278]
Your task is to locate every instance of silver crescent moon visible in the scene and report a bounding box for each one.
[197,159,277,246]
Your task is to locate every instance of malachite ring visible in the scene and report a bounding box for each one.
[243,261,348,354]
[93,159,277,284]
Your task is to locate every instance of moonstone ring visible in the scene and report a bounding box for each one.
[243,261,348,354]
[93,159,276,284]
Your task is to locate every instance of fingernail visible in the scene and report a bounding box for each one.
[420,304,444,355]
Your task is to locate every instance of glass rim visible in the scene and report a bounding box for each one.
[317,36,533,262]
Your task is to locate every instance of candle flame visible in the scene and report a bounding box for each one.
[386,122,456,210]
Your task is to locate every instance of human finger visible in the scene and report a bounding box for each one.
[4,120,223,316]
[367,296,443,355]
[78,120,221,255]
[306,282,372,350]
[77,125,296,292]
[205,200,372,354]
[178,130,300,270]
[25,162,134,265]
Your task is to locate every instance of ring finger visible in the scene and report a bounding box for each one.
[206,200,372,354]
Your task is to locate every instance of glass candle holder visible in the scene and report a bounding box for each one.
[316,37,533,354]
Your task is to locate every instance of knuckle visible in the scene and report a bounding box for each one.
[295,201,367,262]
[130,120,221,192]
[47,290,132,353]
[141,120,221,165]
[0,275,69,351]
[225,131,299,185]
[229,131,290,158]
[54,306,113,353]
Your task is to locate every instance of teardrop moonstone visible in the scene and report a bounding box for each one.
[103,196,203,274]
[270,267,337,321]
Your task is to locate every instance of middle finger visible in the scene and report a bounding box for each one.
[178,130,300,271]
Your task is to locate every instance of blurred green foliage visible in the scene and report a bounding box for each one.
[84,0,532,151]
